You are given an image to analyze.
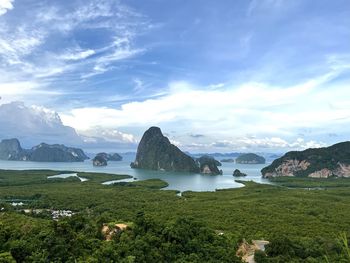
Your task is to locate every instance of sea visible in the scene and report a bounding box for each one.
[0,154,273,192]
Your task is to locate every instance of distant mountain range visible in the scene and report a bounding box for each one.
[0,138,88,162]
[187,152,281,160]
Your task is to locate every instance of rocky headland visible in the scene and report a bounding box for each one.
[261,141,350,178]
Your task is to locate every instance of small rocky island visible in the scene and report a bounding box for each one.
[93,155,108,166]
[0,138,88,162]
[236,153,266,164]
[92,152,122,167]
[233,169,247,177]
[196,155,223,175]
[261,141,350,178]
[95,152,122,161]
[220,158,235,163]
[131,127,200,173]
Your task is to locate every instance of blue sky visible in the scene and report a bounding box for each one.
[0,0,349,152]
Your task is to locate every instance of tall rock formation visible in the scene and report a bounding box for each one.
[0,139,28,160]
[131,127,199,173]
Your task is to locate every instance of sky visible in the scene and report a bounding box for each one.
[0,0,349,153]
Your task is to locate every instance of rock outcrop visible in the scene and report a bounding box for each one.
[93,155,108,166]
[96,152,122,161]
[108,153,123,161]
[236,153,266,164]
[0,139,28,161]
[0,139,88,162]
[233,169,247,177]
[236,239,269,263]
[196,155,222,175]
[261,141,350,178]
[131,127,199,173]
[30,143,88,162]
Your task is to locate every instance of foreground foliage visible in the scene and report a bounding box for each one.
[1,170,350,262]
[0,212,239,262]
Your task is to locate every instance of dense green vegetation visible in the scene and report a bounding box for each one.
[261,141,350,177]
[1,170,350,262]
[236,153,265,164]
[0,169,131,186]
[269,176,350,188]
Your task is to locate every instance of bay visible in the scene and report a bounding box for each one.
[0,155,272,192]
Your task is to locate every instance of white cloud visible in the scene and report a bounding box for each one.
[133,78,146,93]
[60,66,350,151]
[82,37,145,78]
[0,0,149,99]
[0,101,137,151]
[79,127,137,144]
[0,101,82,147]
[190,137,326,151]
[60,49,96,61]
[0,81,64,103]
[0,25,45,65]
[0,0,14,16]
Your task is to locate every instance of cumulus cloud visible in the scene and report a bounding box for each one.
[79,127,137,144]
[60,66,350,151]
[0,101,82,147]
[0,0,14,16]
[188,137,326,152]
[62,67,349,130]
[0,102,138,151]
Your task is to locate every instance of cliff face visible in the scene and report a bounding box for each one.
[0,139,88,162]
[29,143,88,162]
[261,141,350,178]
[0,139,27,160]
[196,156,222,175]
[93,155,108,166]
[131,127,199,173]
[236,153,266,164]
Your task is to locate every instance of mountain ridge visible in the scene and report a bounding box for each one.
[0,138,88,162]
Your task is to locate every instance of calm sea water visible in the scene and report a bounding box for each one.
[0,155,273,192]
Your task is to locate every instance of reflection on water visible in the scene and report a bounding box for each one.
[47,173,88,182]
[102,177,136,185]
[0,156,272,192]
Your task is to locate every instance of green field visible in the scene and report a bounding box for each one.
[1,169,350,262]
